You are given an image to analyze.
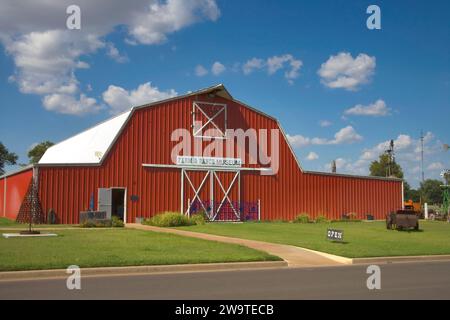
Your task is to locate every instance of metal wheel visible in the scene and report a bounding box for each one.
[386,218,392,230]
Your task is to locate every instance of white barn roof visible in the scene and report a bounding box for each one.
[39,110,132,165]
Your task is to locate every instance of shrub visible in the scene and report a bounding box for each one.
[111,216,125,228]
[341,212,359,221]
[80,220,94,228]
[293,213,310,224]
[143,212,194,227]
[192,210,210,222]
[191,214,206,225]
[347,212,358,220]
[315,214,329,224]
[80,216,125,228]
[80,219,112,228]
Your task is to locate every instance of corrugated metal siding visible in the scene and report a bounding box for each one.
[38,94,403,223]
[0,169,33,220]
[0,176,4,217]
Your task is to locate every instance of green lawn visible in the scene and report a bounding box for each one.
[0,217,77,229]
[178,221,450,258]
[0,229,279,271]
[0,218,18,227]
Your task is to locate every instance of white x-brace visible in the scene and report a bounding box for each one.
[182,168,240,221]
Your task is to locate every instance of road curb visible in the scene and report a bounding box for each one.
[288,248,450,266]
[294,247,353,265]
[0,261,287,282]
[352,255,450,265]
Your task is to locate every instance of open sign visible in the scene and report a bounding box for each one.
[327,229,344,242]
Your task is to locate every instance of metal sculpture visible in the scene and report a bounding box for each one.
[16,179,45,234]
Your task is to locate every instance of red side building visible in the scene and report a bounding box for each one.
[0,85,404,224]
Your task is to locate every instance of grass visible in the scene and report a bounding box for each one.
[0,217,77,229]
[0,218,18,227]
[178,221,450,258]
[0,229,279,271]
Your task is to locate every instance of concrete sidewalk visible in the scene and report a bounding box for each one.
[127,224,348,267]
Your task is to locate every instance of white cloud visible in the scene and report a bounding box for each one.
[287,126,363,148]
[195,65,209,77]
[0,1,220,42]
[127,0,220,45]
[336,132,446,186]
[324,158,349,172]
[193,61,226,77]
[4,30,97,96]
[242,54,302,84]
[332,126,363,144]
[287,134,310,148]
[428,162,444,171]
[344,99,390,117]
[309,126,363,145]
[106,43,129,63]
[318,52,376,91]
[243,58,264,75]
[102,82,178,114]
[3,30,104,115]
[211,61,226,75]
[319,120,332,127]
[43,93,101,115]
[0,0,220,115]
[306,152,319,161]
[356,134,413,165]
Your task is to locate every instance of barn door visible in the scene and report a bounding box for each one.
[98,188,112,219]
[181,169,241,222]
[182,170,211,217]
[212,171,241,222]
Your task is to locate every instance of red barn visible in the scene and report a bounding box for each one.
[0,85,404,224]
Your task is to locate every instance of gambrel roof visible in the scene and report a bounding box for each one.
[37,84,402,182]
[39,84,233,165]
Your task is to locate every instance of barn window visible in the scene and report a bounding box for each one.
[192,101,227,139]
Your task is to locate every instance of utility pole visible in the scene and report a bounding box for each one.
[331,160,337,173]
[421,131,425,183]
[386,140,394,177]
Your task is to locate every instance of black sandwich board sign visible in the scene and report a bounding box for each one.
[327,229,344,242]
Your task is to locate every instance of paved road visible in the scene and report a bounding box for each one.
[1,261,449,300]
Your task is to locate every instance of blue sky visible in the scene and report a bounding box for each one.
[0,0,448,187]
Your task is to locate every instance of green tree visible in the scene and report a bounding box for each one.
[444,171,450,185]
[0,142,18,176]
[404,181,421,202]
[369,153,404,179]
[419,179,443,204]
[28,141,54,164]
